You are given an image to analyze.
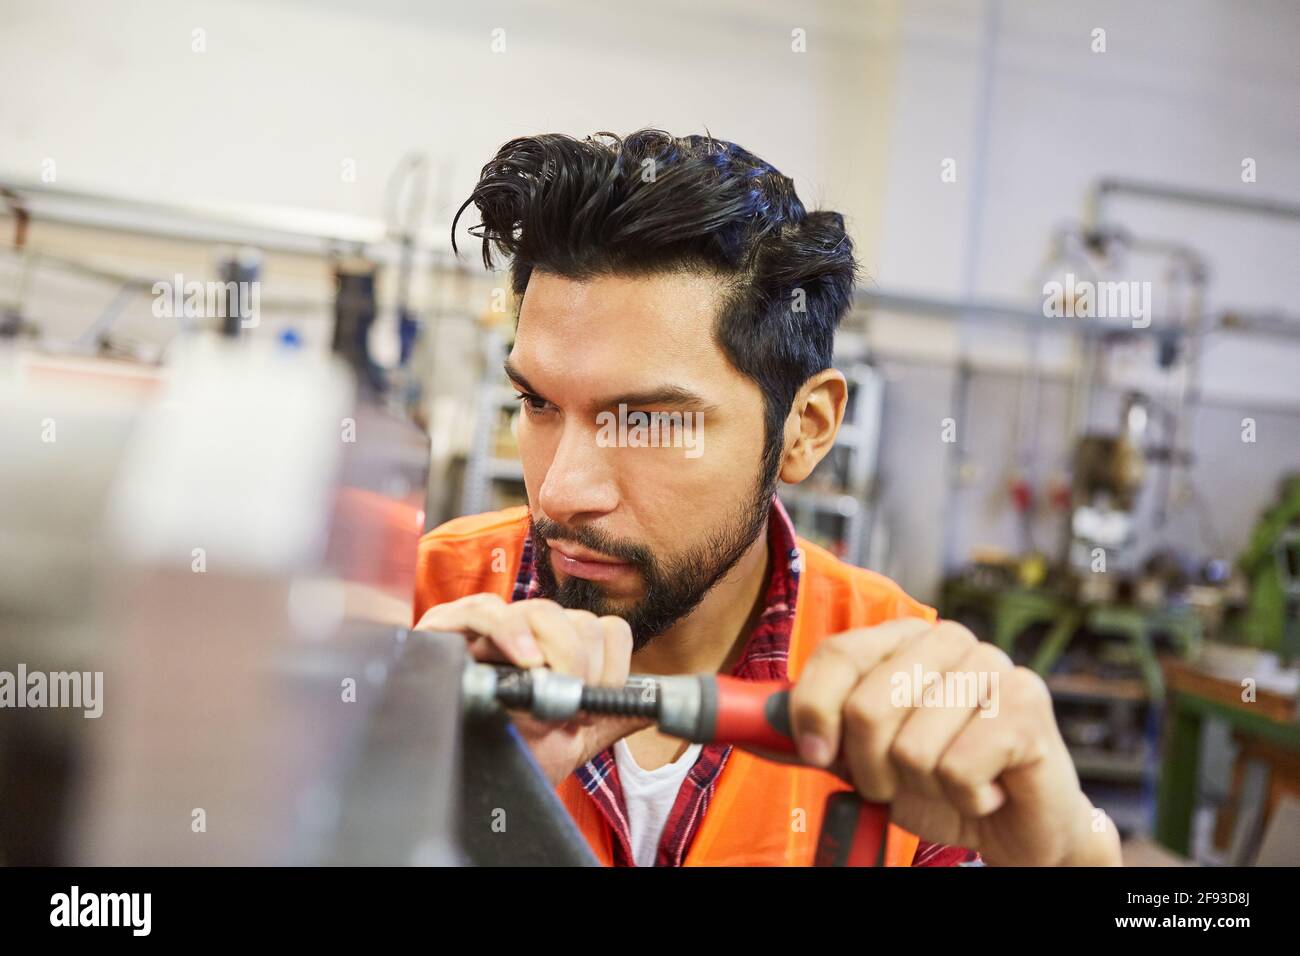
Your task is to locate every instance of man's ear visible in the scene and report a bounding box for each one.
[779,369,848,484]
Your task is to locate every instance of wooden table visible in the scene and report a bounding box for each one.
[1155,658,1300,855]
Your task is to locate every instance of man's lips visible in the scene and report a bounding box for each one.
[547,539,634,582]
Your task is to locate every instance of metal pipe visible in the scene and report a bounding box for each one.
[1091,177,1300,227]
[0,176,462,268]
[854,287,1300,340]
[942,0,1002,573]
[867,348,1300,416]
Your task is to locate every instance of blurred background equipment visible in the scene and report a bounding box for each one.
[1235,475,1300,663]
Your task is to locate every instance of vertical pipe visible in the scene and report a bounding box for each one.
[941,0,1001,573]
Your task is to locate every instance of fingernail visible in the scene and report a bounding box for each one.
[974,782,1006,815]
[514,633,544,667]
[798,733,832,767]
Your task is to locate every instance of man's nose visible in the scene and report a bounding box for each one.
[536,419,619,525]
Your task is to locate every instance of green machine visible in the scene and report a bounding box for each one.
[1273,526,1300,665]
[1234,474,1300,663]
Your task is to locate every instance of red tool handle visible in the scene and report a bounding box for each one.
[815,792,891,866]
[711,675,798,753]
[708,676,891,867]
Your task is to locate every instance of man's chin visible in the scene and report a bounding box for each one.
[551,564,642,599]
[549,576,644,615]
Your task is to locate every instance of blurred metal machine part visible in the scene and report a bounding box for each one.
[0,340,468,864]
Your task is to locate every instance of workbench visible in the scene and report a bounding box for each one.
[1154,658,1300,856]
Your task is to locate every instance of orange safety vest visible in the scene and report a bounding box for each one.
[414,506,936,867]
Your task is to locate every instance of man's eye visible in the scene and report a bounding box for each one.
[515,392,554,415]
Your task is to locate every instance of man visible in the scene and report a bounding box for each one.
[414,130,1121,867]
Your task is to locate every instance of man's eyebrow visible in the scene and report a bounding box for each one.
[503,359,537,394]
[602,385,717,412]
[503,360,716,412]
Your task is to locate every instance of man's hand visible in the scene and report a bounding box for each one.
[416,593,650,785]
[789,618,1122,866]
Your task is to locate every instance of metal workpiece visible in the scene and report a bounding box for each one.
[326,628,464,866]
[460,661,501,715]
[458,705,600,867]
[454,663,602,865]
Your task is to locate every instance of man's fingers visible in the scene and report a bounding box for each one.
[790,617,931,767]
[415,592,505,634]
[934,666,1052,818]
[569,610,605,685]
[597,616,635,687]
[934,719,1019,819]
[581,618,651,757]
[487,600,577,674]
[886,638,1007,800]
[415,594,521,662]
[416,595,634,687]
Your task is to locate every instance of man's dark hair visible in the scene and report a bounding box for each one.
[453,129,857,471]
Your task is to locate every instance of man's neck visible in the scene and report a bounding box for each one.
[630,524,772,677]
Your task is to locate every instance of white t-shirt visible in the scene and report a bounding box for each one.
[613,737,704,867]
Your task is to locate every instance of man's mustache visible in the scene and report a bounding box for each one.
[531,515,653,569]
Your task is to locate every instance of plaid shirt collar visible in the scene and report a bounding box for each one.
[512,496,801,866]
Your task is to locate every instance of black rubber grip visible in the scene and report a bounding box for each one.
[579,685,658,718]
[764,689,792,740]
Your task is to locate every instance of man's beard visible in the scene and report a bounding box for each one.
[530,455,780,651]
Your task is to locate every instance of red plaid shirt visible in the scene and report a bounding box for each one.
[513,498,979,867]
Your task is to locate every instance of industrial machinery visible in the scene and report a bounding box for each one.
[1235,474,1300,664]
[1068,392,1149,585]
[0,337,629,866]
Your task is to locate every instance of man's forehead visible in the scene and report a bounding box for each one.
[512,270,727,376]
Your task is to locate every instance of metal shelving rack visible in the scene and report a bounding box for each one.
[459,330,526,516]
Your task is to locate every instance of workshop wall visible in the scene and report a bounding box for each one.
[0,0,899,268]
